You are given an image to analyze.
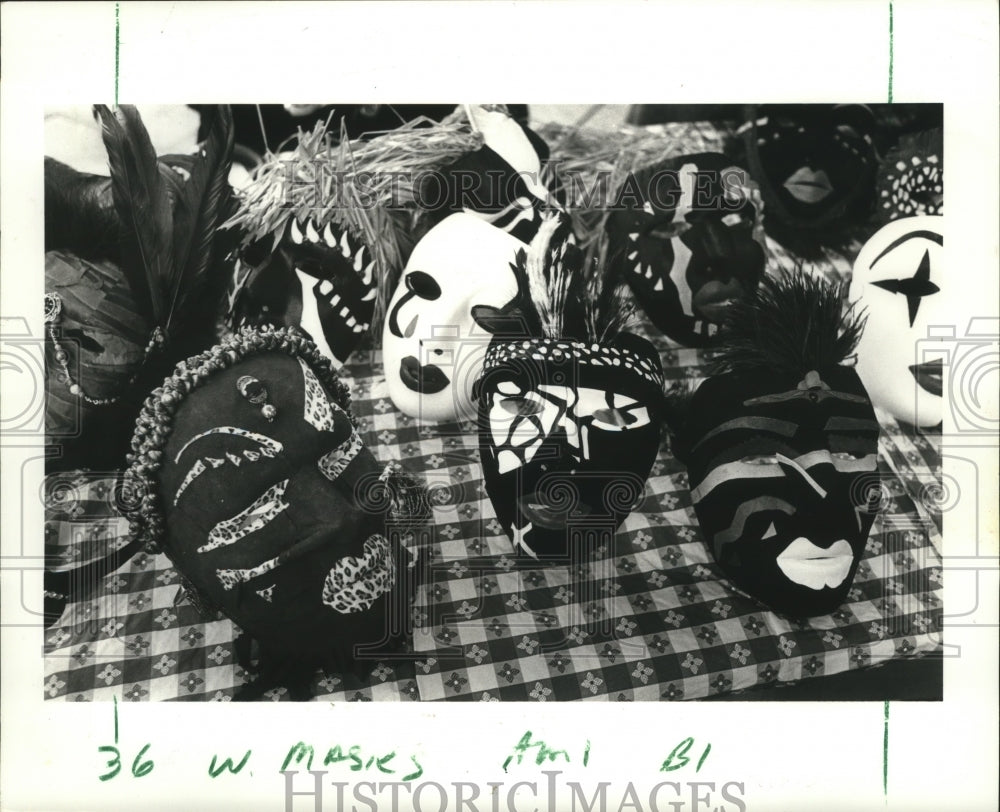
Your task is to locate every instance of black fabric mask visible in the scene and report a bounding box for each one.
[674,365,880,617]
[606,153,766,347]
[125,329,426,698]
[739,104,877,237]
[477,332,664,560]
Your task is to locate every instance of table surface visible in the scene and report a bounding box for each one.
[42,121,944,702]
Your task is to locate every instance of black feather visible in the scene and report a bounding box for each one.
[163,104,235,330]
[96,104,174,328]
[709,267,866,378]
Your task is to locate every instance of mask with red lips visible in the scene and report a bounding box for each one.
[476,215,665,560]
[669,270,881,617]
[124,327,427,699]
[606,153,766,347]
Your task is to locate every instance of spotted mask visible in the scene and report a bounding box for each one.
[606,153,766,347]
[124,328,426,699]
[670,270,882,617]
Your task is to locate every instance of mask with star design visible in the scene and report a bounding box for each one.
[848,216,945,427]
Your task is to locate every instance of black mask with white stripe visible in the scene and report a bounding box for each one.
[606,153,766,347]
[228,218,376,367]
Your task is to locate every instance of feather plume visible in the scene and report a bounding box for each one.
[709,267,866,377]
[518,211,636,343]
[97,105,174,328]
[161,105,235,328]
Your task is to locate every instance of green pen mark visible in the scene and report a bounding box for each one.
[887,1,894,103]
[882,700,890,797]
[114,3,121,105]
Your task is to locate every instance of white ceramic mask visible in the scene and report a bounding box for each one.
[848,215,945,427]
[382,213,523,422]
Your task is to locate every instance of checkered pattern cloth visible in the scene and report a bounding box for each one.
[42,322,944,703]
[42,122,943,702]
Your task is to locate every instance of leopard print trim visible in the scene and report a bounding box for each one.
[299,356,339,431]
[173,459,207,505]
[173,426,282,464]
[317,431,364,482]
[199,479,290,553]
[216,556,280,591]
[321,534,396,614]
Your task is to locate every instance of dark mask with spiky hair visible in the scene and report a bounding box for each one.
[606,153,766,347]
[227,218,378,367]
[476,214,665,560]
[669,270,881,617]
[123,327,428,699]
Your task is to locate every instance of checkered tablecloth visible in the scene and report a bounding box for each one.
[43,310,944,703]
[42,119,944,702]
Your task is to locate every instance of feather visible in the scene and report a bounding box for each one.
[97,104,174,328]
[709,267,866,377]
[162,104,235,330]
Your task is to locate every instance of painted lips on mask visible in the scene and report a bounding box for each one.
[692,278,745,323]
[399,356,450,394]
[909,359,943,397]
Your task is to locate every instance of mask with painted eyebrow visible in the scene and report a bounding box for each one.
[669,270,882,617]
[848,215,946,427]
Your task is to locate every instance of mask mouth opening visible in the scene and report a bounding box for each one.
[909,359,943,397]
[399,356,450,394]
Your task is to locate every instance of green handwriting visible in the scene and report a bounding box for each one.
[97,697,154,781]
[503,731,591,773]
[660,738,712,773]
[281,742,422,781]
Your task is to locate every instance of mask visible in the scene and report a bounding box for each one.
[671,270,880,617]
[417,107,556,243]
[44,104,234,467]
[739,104,877,235]
[875,128,943,224]
[848,215,945,427]
[228,217,377,367]
[124,328,426,699]
[382,213,525,421]
[606,153,766,347]
[477,333,664,560]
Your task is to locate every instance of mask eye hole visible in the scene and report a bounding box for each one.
[647,221,690,240]
[761,522,778,540]
[592,407,633,428]
[500,397,543,417]
[740,454,780,465]
[405,270,441,300]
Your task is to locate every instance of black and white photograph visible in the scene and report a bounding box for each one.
[39,101,948,703]
[1,3,996,812]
